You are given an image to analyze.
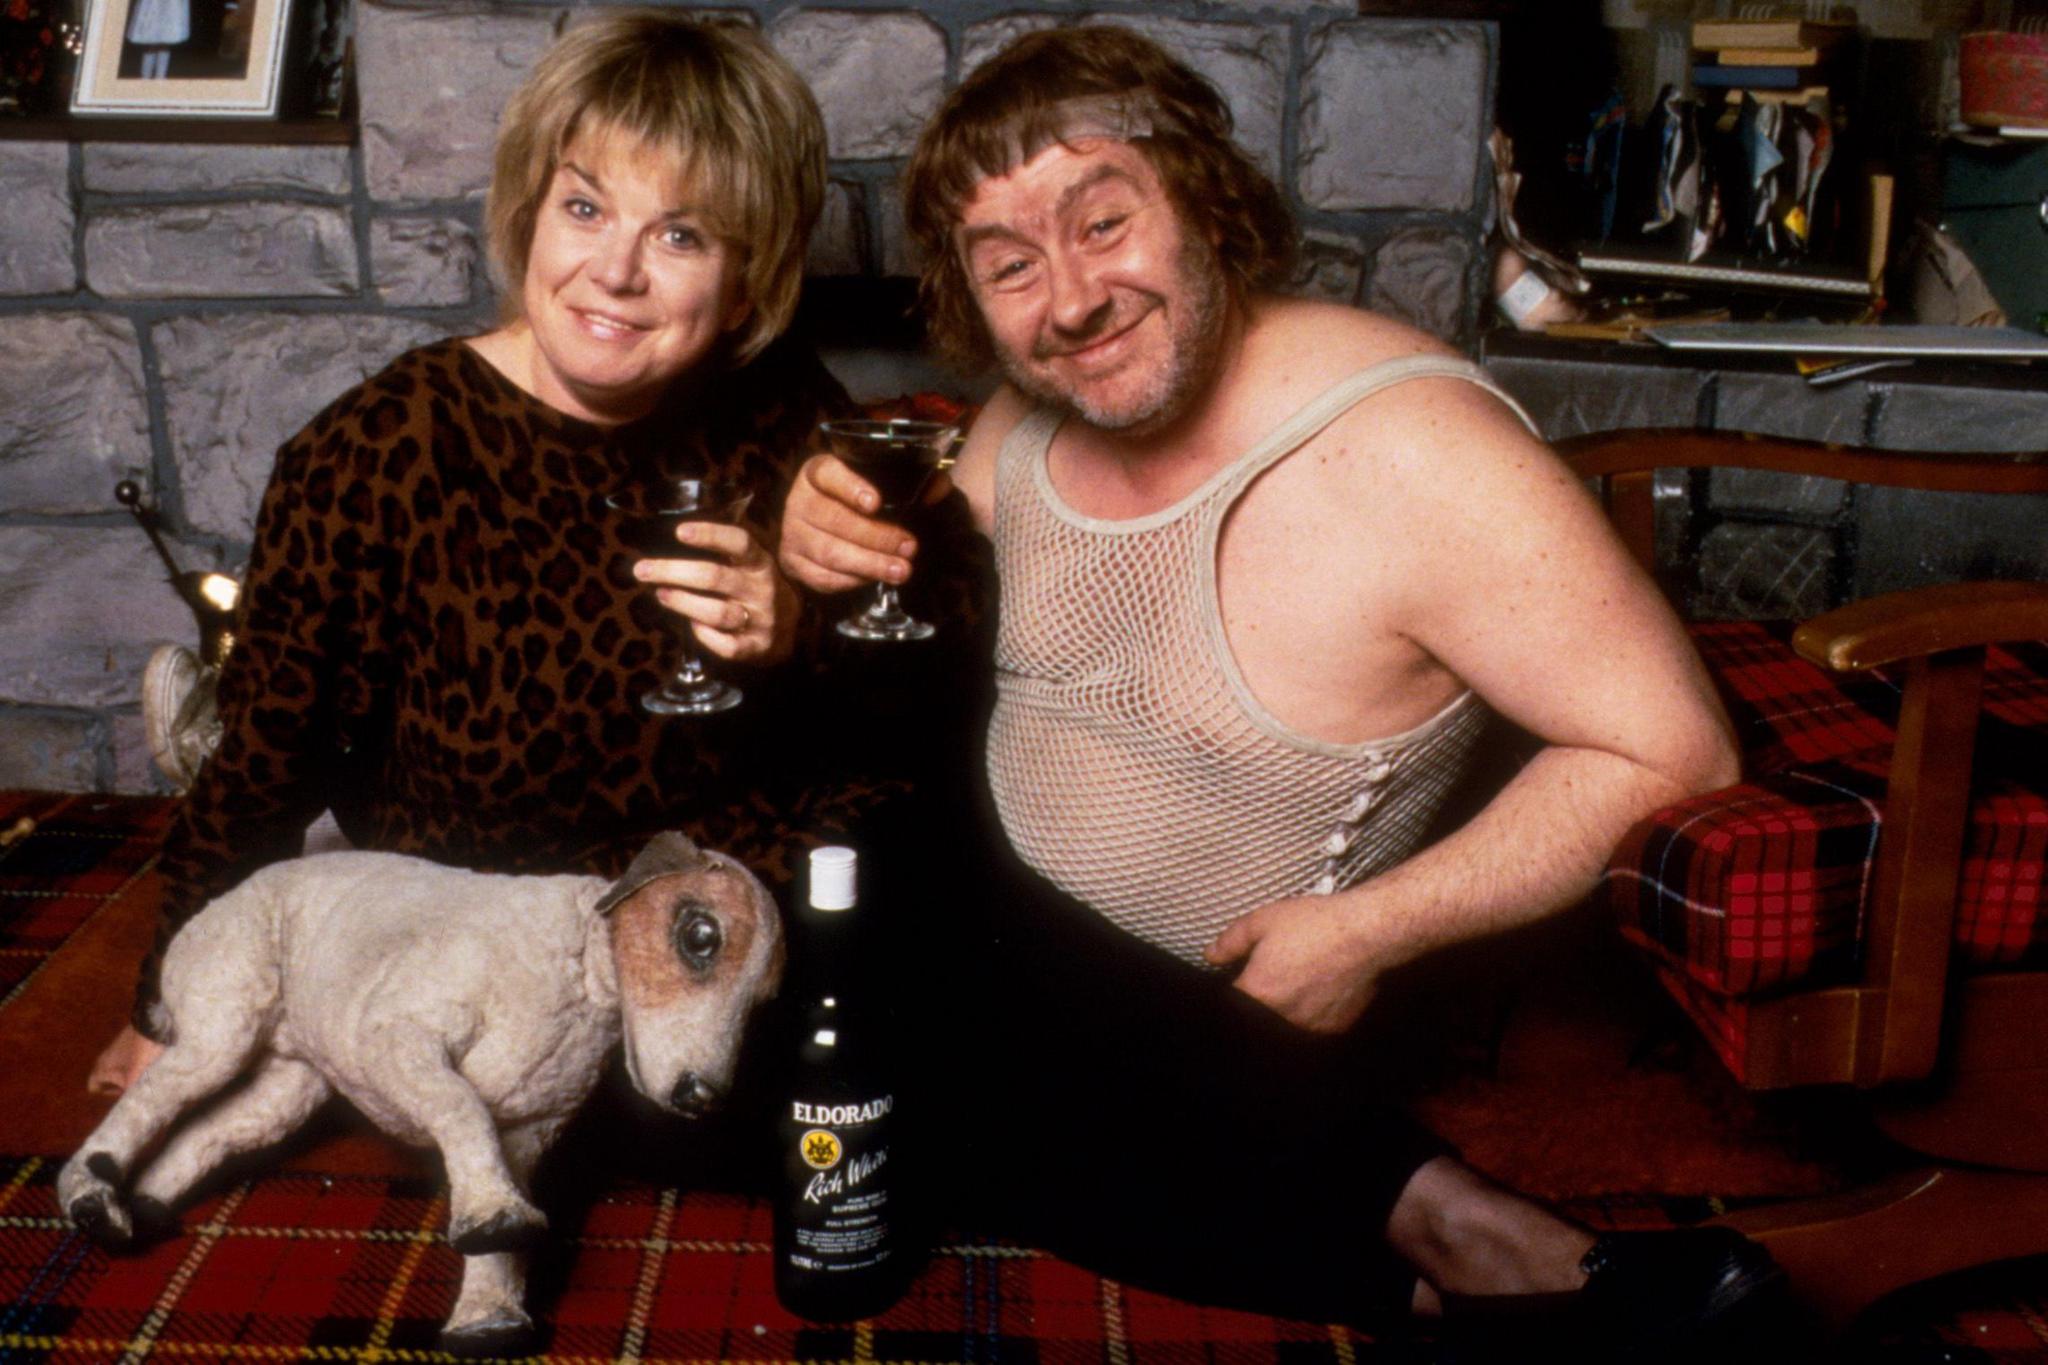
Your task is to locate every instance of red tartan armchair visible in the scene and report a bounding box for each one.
[1558,428,2048,1330]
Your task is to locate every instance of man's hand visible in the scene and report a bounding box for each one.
[1205,894,1399,1034]
[778,453,943,594]
[88,1024,163,1097]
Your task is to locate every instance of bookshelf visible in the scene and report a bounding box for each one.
[1689,15,1853,106]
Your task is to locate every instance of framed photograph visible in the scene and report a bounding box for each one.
[71,0,295,116]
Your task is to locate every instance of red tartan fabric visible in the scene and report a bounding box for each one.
[0,790,1400,1362]
[0,794,174,1009]
[1604,622,2048,1001]
[0,1157,1391,1364]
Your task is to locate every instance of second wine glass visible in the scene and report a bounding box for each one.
[818,419,961,643]
[606,477,753,716]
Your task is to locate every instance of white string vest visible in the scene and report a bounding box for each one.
[986,355,1535,965]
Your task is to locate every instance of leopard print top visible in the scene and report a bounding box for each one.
[141,335,870,1031]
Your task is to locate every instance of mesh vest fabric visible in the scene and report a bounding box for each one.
[985,355,1534,964]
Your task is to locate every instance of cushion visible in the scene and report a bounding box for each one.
[1605,621,2048,999]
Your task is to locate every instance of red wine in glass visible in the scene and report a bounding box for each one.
[817,419,961,642]
[605,477,752,716]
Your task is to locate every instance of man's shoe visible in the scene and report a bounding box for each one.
[1440,1226,1793,1363]
[1576,1227,1791,1360]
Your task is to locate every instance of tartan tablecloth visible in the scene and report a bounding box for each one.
[0,790,1409,1364]
[0,1153,1383,1365]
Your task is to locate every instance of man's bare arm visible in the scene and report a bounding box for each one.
[1209,381,1738,1032]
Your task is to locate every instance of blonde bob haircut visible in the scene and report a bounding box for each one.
[486,12,826,364]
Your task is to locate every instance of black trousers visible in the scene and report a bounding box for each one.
[851,786,1452,1327]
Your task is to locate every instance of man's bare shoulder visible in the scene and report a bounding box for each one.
[1246,302,1529,483]
[1243,297,1464,388]
[952,383,1032,530]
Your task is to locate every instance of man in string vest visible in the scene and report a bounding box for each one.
[780,26,1781,1360]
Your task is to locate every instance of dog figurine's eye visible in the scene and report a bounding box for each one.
[675,906,722,967]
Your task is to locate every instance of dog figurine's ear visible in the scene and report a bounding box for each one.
[596,832,705,916]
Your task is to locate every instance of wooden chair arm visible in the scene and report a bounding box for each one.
[1557,429,2048,492]
[1793,582,2048,672]
[1785,581,2048,1085]
[1787,580,2048,1084]
[1554,430,2048,583]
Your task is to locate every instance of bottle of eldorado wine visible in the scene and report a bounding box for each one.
[773,846,908,1321]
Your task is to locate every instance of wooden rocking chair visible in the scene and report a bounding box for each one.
[1558,428,2048,1331]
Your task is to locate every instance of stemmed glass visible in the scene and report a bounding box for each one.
[818,419,962,643]
[606,477,753,716]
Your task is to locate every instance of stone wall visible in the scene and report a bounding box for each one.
[0,0,1500,792]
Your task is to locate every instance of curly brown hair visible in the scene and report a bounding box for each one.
[903,26,1297,372]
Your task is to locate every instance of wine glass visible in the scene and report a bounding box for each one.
[818,419,962,643]
[606,477,753,716]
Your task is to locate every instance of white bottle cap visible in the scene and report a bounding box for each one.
[809,846,857,911]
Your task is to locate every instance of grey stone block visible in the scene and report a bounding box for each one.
[1365,226,1470,342]
[1289,230,1367,304]
[114,710,175,795]
[1691,520,1837,622]
[807,181,866,278]
[83,144,353,195]
[357,0,560,202]
[85,204,358,299]
[1482,354,1709,442]
[1299,22,1489,212]
[0,144,76,297]
[772,11,946,161]
[1707,467,1850,519]
[1088,15,1287,180]
[0,526,207,709]
[1873,380,2048,453]
[372,215,482,307]
[0,709,103,793]
[1712,370,1869,445]
[0,313,152,516]
[1852,486,2048,600]
[961,13,1064,79]
[877,176,918,279]
[154,313,444,542]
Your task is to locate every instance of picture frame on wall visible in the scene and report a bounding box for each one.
[70,0,296,116]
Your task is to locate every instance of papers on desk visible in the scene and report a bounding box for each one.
[1644,323,2048,359]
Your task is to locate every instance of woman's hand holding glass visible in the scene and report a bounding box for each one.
[636,510,796,665]
[612,479,796,716]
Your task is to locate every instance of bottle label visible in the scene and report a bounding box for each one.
[783,1092,894,1273]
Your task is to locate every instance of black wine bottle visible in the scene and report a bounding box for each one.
[773,846,908,1322]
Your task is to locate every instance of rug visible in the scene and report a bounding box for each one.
[3,790,2046,1363]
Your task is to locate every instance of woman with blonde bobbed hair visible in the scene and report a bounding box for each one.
[93,11,864,1094]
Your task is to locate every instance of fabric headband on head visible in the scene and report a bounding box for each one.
[1001,91,1170,170]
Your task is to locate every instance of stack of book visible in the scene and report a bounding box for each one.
[1690,16,1853,105]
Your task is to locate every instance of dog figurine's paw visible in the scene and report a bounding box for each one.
[439,1306,537,1358]
[58,1154,133,1249]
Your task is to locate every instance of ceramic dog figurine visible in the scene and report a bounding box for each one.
[60,833,783,1356]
